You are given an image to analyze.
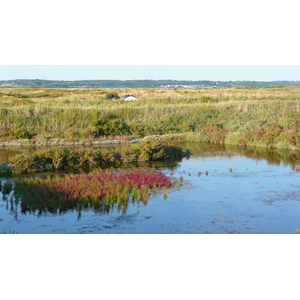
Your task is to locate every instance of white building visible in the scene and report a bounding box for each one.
[121,94,138,101]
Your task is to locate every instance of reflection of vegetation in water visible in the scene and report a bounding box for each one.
[176,142,300,169]
[226,145,300,169]
[0,181,13,195]
[0,148,23,165]
[11,168,172,215]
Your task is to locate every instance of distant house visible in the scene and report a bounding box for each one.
[121,94,138,101]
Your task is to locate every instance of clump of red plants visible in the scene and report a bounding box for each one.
[13,167,173,214]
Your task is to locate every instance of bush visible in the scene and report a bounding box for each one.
[9,143,186,173]
[224,132,247,146]
[93,118,129,137]
[8,129,34,139]
[105,92,119,100]
[9,153,36,173]
[277,141,288,150]
[185,125,228,144]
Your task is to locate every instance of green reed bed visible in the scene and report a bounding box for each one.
[13,168,173,214]
[1,97,300,140]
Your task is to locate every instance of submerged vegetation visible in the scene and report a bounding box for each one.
[12,168,173,214]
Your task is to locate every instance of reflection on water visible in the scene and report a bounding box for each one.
[1,142,300,234]
[181,142,300,168]
[2,142,300,169]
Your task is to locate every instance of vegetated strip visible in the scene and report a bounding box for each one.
[8,140,189,174]
[143,124,300,151]
[13,168,173,214]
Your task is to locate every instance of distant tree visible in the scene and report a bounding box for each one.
[1,79,300,88]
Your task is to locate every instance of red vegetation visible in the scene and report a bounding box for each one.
[14,168,173,214]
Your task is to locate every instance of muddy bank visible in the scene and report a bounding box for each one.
[1,131,300,152]
[0,137,145,148]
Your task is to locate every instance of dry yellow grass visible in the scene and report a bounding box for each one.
[1,86,300,110]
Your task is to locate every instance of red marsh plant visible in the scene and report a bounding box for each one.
[0,136,17,143]
[199,125,229,144]
[13,167,173,214]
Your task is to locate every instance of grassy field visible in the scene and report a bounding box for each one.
[1,86,300,150]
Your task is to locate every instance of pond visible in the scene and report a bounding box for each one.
[1,142,300,234]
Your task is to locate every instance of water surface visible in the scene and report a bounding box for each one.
[1,143,300,234]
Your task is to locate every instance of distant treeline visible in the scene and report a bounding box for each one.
[1,79,300,88]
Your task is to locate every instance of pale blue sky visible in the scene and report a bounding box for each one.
[0,65,299,81]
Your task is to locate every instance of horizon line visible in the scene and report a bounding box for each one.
[1,79,300,82]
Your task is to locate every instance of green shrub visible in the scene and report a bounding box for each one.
[8,129,34,139]
[224,132,247,146]
[9,153,37,173]
[0,166,12,176]
[93,118,129,137]
[277,141,288,150]
[185,125,228,144]
[105,92,119,99]
[9,143,186,173]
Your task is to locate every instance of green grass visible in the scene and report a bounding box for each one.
[1,86,300,150]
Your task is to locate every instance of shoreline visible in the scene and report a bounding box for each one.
[0,131,300,151]
[0,137,145,148]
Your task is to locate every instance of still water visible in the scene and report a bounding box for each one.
[1,143,300,234]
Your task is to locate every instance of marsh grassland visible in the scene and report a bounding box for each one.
[1,86,300,150]
[1,86,300,233]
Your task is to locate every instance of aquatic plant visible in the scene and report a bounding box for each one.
[13,168,173,214]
